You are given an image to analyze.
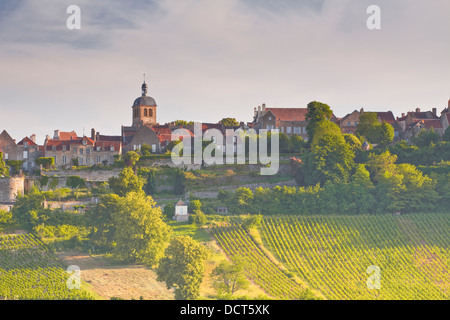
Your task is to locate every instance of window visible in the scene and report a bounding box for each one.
[86,157,91,165]
[96,156,101,164]
[152,144,156,153]
[24,141,28,147]
[4,153,8,160]
[97,147,101,152]
[79,149,84,155]
[149,109,153,117]
[110,146,114,152]
[144,109,148,117]
[73,147,77,154]
[52,146,56,152]
[23,151,28,159]
[86,148,91,155]
[79,158,84,165]
[82,140,87,146]
[62,156,67,164]
[286,127,292,134]
[62,145,67,152]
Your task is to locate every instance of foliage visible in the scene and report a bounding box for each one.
[66,176,86,189]
[164,204,175,219]
[211,259,249,296]
[108,167,145,197]
[413,128,440,147]
[305,101,333,142]
[35,157,55,170]
[122,151,140,167]
[156,236,209,300]
[173,120,194,126]
[191,209,207,227]
[356,112,394,147]
[144,169,157,195]
[220,118,240,127]
[0,209,12,226]
[111,192,172,266]
[241,214,263,230]
[188,199,202,213]
[140,144,152,156]
[11,186,47,229]
[0,153,10,177]
[5,160,23,175]
[173,169,185,196]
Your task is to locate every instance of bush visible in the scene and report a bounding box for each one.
[66,176,86,189]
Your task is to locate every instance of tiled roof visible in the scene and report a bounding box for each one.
[266,108,308,122]
[375,111,396,124]
[17,137,38,146]
[58,131,78,140]
[421,119,443,129]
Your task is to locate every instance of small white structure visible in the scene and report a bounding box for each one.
[174,199,189,222]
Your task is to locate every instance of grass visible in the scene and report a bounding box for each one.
[167,220,212,242]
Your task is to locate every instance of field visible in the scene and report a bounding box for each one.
[213,213,450,300]
[0,233,93,300]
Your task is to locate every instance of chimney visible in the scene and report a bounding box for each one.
[360,108,364,114]
[45,135,50,145]
[258,106,262,116]
[54,130,60,140]
[91,128,96,141]
[432,108,437,116]
[30,134,36,143]
[415,108,421,113]
[254,107,257,117]
[262,103,266,113]
[401,113,405,118]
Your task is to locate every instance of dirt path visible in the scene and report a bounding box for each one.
[57,252,175,300]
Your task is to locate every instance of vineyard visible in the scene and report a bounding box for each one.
[0,233,93,300]
[213,213,450,300]
[211,226,317,299]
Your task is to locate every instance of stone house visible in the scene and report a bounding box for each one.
[174,199,189,222]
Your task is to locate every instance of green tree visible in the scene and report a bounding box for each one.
[5,160,23,175]
[192,209,207,227]
[0,153,9,177]
[241,214,263,230]
[356,112,379,142]
[140,144,152,156]
[414,128,440,147]
[173,120,194,126]
[220,118,240,127]
[378,122,395,148]
[35,157,55,170]
[163,204,175,219]
[122,151,140,168]
[211,259,249,297]
[289,135,305,153]
[157,236,209,300]
[188,199,202,213]
[144,169,157,195]
[442,127,450,142]
[86,193,120,252]
[174,170,185,196]
[112,192,172,266]
[366,150,397,183]
[108,167,146,197]
[301,120,355,186]
[305,101,333,141]
[11,186,46,229]
[343,134,362,153]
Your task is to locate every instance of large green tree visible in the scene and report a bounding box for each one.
[305,101,333,141]
[220,118,240,127]
[112,192,172,266]
[108,167,146,197]
[157,236,209,300]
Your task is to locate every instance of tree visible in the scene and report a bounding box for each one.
[378,122,395,148]
[414,128,440,147]
[11,186,46,229]
[220,118,240,127]
[343,134,362,153]
[163,204,175,219]
[305,101,333,141]
[86,193,120,252]
[301,120,355,186]
[5,160,23,175]
[173,170,185,196]
[188,199,202,213]
[140,144,152,156]
[112,192,172,266]
[211,259,249,297]
[144,169,157,195]
[0,153,9,177]
[35,157,55,170]
[122,151,140,167]
[241,214,263,230]
[191,209,207,226]
[175,120,195,126]
[108,167,146,197]
[289,135,305,153]
[157,236,209,300]
[356,113,394,147]
[167,140,182,152]
[442,127,450,142]
[366,150,397,183]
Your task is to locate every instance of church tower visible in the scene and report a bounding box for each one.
[132,80,157,127]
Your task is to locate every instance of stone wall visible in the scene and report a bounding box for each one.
[0,177,25,203]
[42,169,121,182]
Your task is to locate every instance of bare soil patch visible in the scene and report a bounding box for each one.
[57,252,175,300]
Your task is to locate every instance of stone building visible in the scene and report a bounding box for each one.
[0,131,43,173]
[0,176,25,211]
[44,131,121,169]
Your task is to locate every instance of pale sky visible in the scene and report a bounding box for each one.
[0,0,449,144]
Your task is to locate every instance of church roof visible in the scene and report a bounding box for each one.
[133,96,157,107]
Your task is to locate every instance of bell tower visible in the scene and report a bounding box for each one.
[132,78,157,127]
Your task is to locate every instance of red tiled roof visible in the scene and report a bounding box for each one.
[375,111,396,124]
[17,136,38,146]
[266,108,308,122]
[97,135,122,142]
[421,119,443,129]
[58,131,78,140]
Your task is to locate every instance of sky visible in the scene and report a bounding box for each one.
[0,0,449,144]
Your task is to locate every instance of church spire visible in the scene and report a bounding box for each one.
[142,74,148,96]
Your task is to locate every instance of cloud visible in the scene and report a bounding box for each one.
[0,0,449,143]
